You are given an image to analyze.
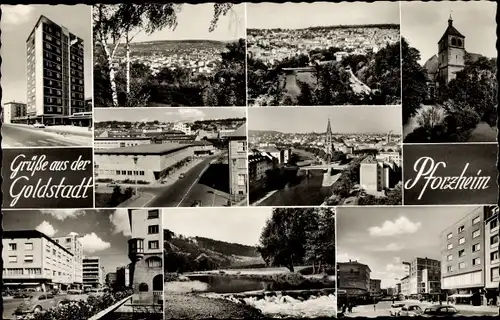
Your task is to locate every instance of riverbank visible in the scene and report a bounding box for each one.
[165,293,264,319]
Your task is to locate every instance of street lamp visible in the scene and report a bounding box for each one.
[133,156,138,196]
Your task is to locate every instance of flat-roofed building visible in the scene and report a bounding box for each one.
[94,143,195,183]
[82,256,103,288]
[2,102,27,124]
[337,260,371,302]
[484,206,499,305]
[2,230,74,292]
[53,234,83,289]
[228,123,247,203]
[94,137,152,150]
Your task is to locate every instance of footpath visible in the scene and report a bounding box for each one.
[16,124,92,145]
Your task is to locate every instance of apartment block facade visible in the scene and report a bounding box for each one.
[228,123,248,203]
[2,230,75,292]
[2,101,27,124]
[26,15,85,125]
[53,234,83,288]
[484,206,499,304]
[82,256,104,288]
[406,257,441,297]
[128,209,163,303]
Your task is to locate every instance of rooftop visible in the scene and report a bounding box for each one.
[229,123,247,139]
[95,143,193,156]
[95,137,151,141]
[3,230,73,256]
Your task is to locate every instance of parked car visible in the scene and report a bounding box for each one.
[178,173,185,179]
[107,182,119,187]
[13,292,30,299]
[191,200,202,207]
[423,305,459,317]
[13,292,67,317]
[398,305,423,317]
[389,303,405,316]
[33,123,45,128]
[67,289,83,295]
[89,288,106,296]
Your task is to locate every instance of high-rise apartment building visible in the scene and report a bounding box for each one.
[127,209,163,302]
[26,15,85,125]
[2,230,74,292]
[484,206,499,305]
[82,256,103,288]
[406,257,441,297]
[53,234,83,289]
[441,206,486,304]
[228,123,247,203]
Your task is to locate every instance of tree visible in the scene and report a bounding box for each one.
[417,105,445,129]
[257,208,317,272]
[304,208,335,274]
[401,37,428,125]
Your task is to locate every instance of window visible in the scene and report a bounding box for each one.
[459,237,465,245]
[472,216,480,225]
[458,225,464,233]
[138,283,148,292]
[491,235,499,246]
[148,225,159,234]
[472,258,481,266]
[447,243,453,250]
[238,174,245,186]
[25,243,33,251]
[472,229,480,239]
[52,249,56,255]
[24,255,34,263]
[492,267,499,281]
[447,233,453,239]
[146,257,162,268]
[446,265,452,272]
[148,241,159,249]
[490,219,498,230]
[9,243,17,251]
[459,262,465,269]
[148,210,159,219]
[8,256,18,263]
[472,243,480,252]
[458,249,465,258]
[447,254,453,261]
[491,251,499,261]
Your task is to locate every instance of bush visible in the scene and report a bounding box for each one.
[33,290,134,320]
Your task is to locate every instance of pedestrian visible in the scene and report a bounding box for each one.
[373,304,376,311]
[348,303,353,313]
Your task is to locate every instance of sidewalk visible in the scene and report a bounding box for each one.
[16,123,93,137]
[8,124,92,146]
[404,299,499,313]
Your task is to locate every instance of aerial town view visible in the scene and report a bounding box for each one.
[1,5,92,147]
[93,3,246,107]
[402,1,497,143]
[164,207,336,319]
[93,107,247,208]
[2,209,164,320]
[336,206,499,318]
[246,2,401,106]
[248,106,402,207]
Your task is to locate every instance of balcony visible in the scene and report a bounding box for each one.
[128,238,145,261]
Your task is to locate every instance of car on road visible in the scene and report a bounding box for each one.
[389,303,405,316]
[13,292,68,317]
[398,305,423,317]
[179,173,185,179]
[191,200,202,207]
[89,288,105,296]
[107,182,119,187]
[423,305,459,317]
[32,123,45,128]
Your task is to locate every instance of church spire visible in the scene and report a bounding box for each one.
[448,11,453,26]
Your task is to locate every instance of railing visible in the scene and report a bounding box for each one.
[87,295,132,320]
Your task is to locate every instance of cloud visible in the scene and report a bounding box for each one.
[337,252,360,263]
[373,242,405,252]
[68,232,79,236]
[79,233,111,253]
[177,108,206,120]
[36,221,58,237]
[40,209,86,221]
[1,5,35,26]
[109,210,131,237]
[368,216,422,237]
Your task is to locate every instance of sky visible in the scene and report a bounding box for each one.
[132,3,245,42]
[95,107,246,123]
[248,106,402,134]
[247,2,400,29]
[401,1,497,64]
[1,5,92,103]
[2,209,133,276]
[336,206,483,289]
[163,207,272,246]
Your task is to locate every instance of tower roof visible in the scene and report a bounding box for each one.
[438,15,465,44]
[326,117,332,134]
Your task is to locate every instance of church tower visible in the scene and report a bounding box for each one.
[325,117,333,163]
[437,14,465,85]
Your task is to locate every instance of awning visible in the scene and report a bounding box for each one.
[449,294,473,298]
[3,282,40,286]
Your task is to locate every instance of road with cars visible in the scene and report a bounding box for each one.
[1,124,91,147]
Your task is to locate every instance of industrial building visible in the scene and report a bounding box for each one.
[2,230,76,292]
[94,137,152,150]
[94,143,195,183]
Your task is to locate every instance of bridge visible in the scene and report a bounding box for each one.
[298,163,350,172]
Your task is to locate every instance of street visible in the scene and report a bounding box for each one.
[2,294,89,320]
[131,155,230,207]
[1,124,92,147]
[343,300,499,318]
